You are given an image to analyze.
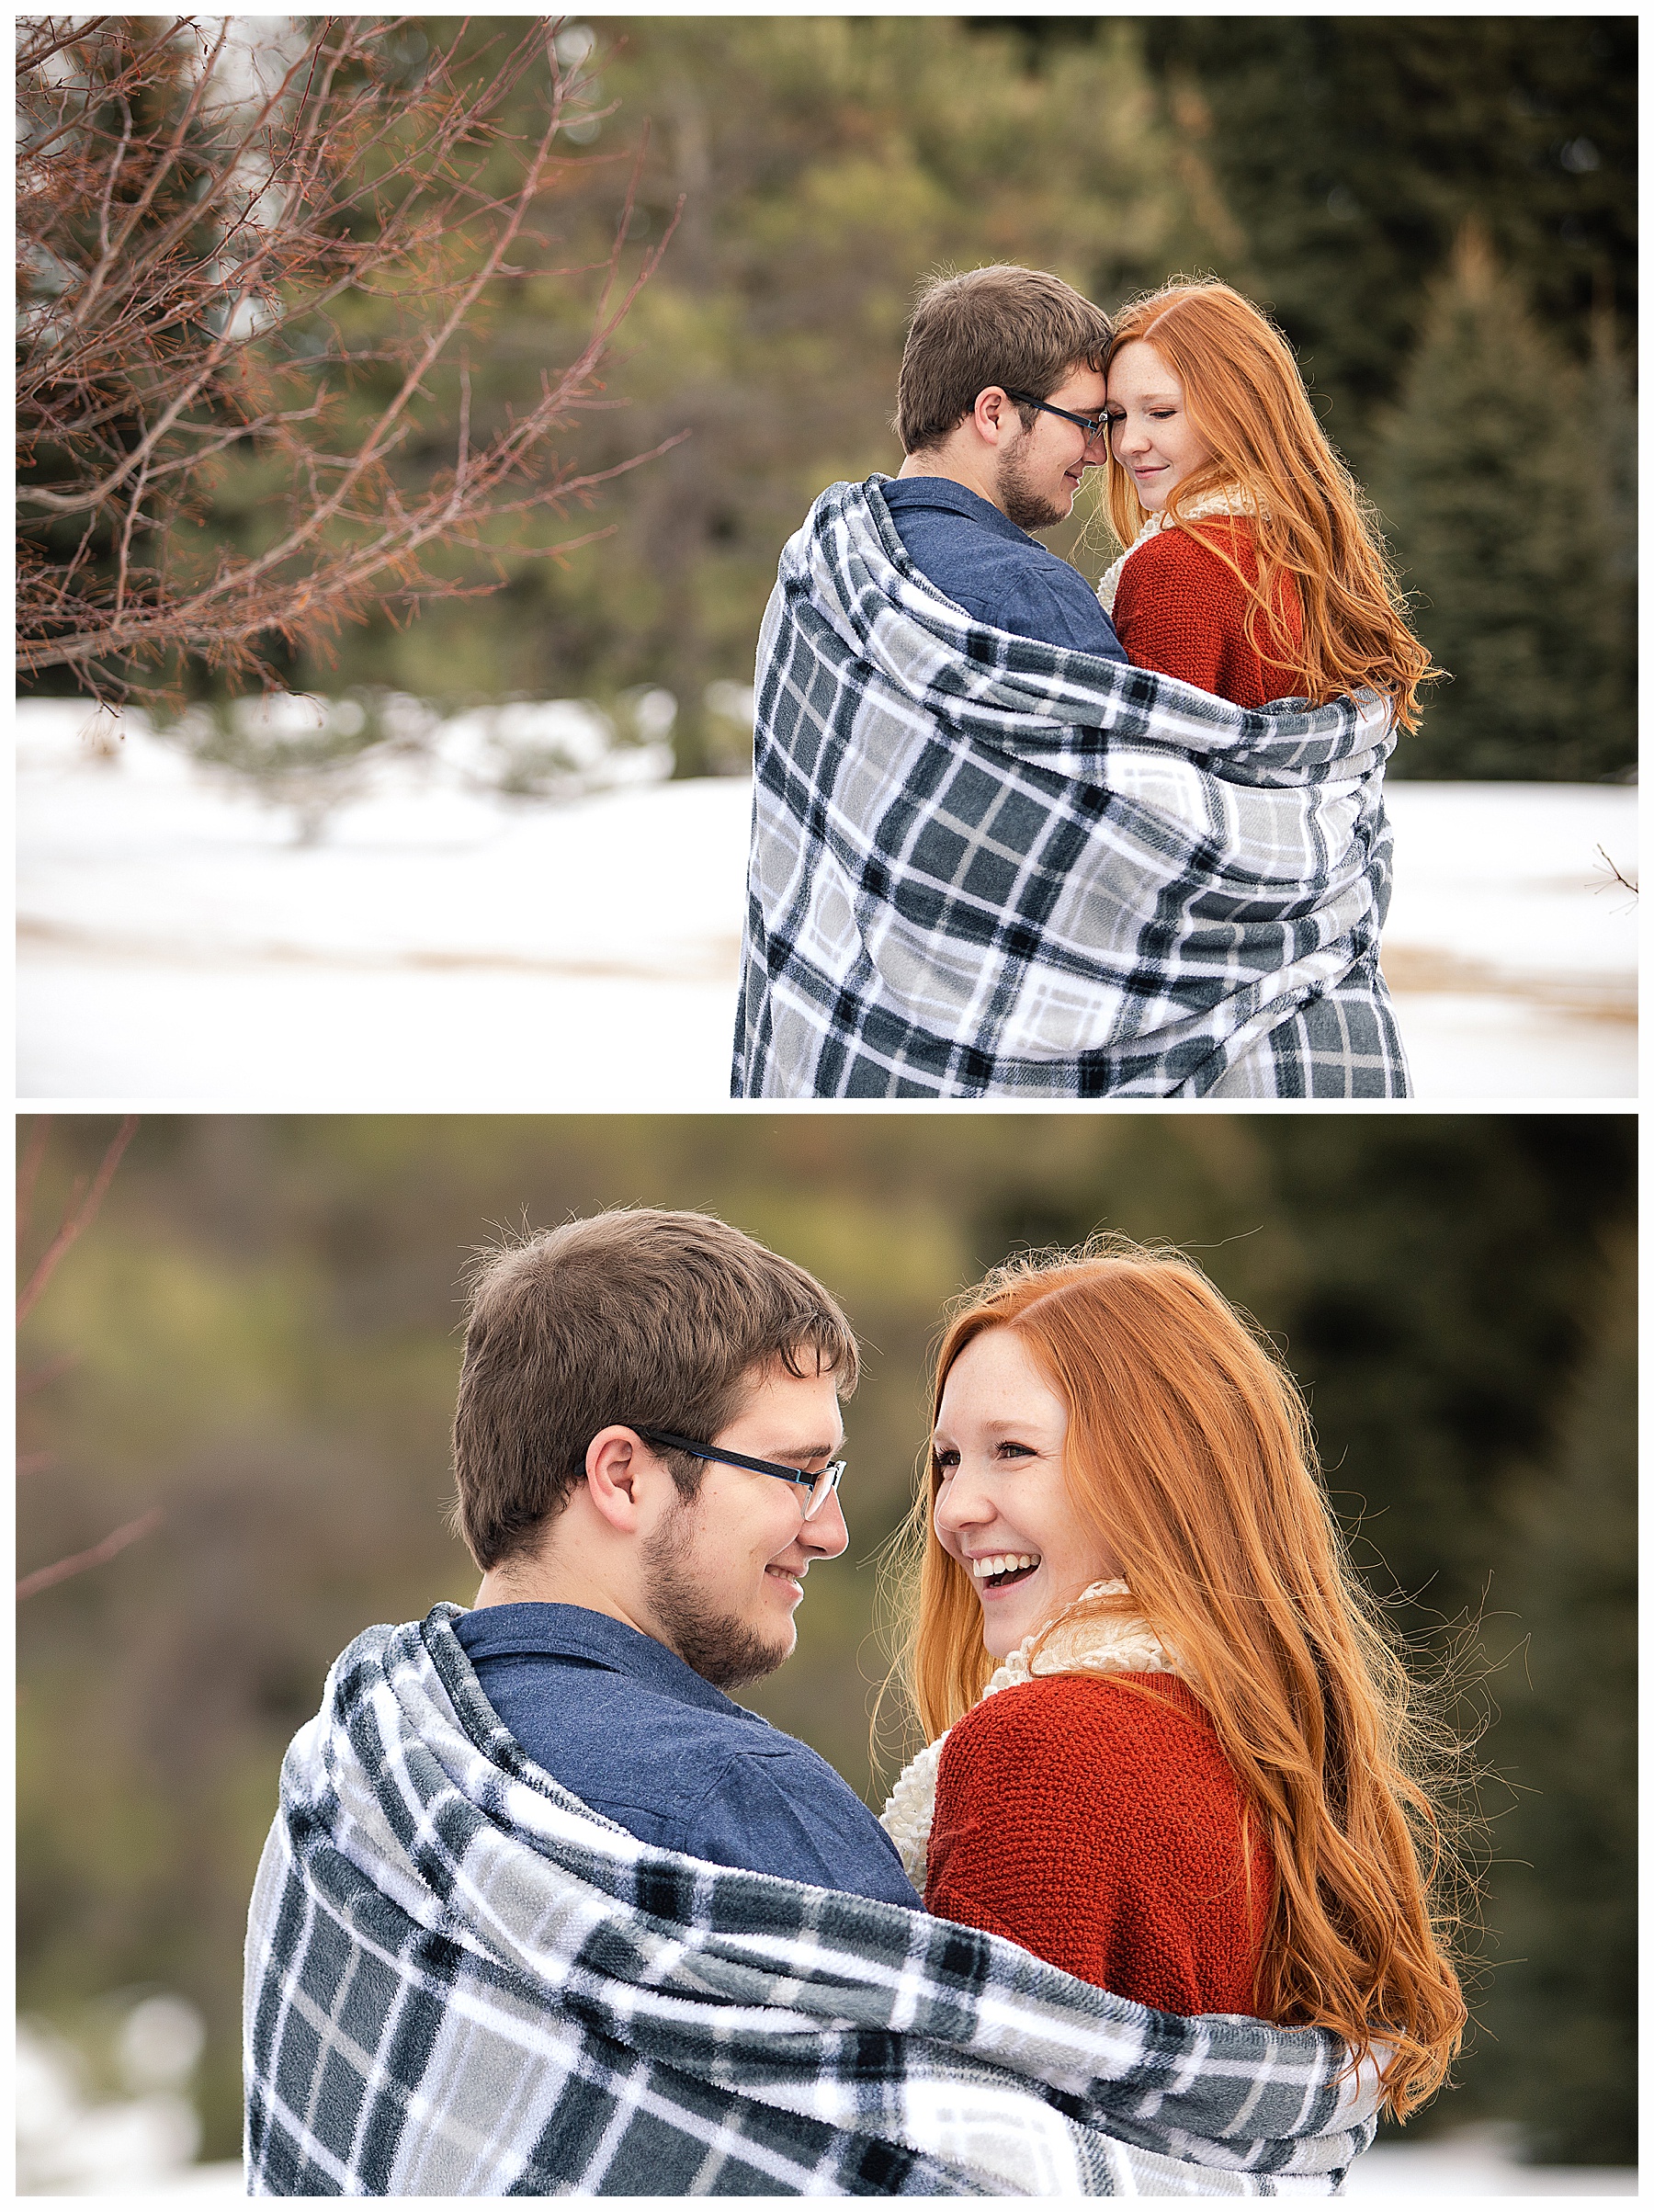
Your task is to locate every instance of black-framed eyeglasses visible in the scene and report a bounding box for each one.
[1006,390,1110,444]
[631,1426,845,1521]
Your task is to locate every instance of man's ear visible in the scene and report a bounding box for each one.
[971,386,1014,446]
[583,1426,657,1534]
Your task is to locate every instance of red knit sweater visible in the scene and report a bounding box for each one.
[925,1673,1274,2016]
[1113,519,1305,710]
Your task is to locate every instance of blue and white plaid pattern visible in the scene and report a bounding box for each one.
[1204,949,1410,1097]
[732,476,1409,1098]
[244,1607,1382,2196]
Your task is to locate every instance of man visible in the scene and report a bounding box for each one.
[447,1207,918,1904]
[881,265,1127,657]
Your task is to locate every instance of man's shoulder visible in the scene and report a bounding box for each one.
[883,482,1094,595]
[455,1604,830,1759]
[881,472,1029,543]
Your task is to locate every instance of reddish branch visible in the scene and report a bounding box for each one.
[17,1116,159,1603]
[17,1509,165,1603]
[17,15,683,699]
[17,1114,139,1323]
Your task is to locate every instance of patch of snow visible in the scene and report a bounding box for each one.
[16,704,1636,1102]
[17,2006,213,2196]
[1345,2123,1635,2196]
[1378,781,1635,1099]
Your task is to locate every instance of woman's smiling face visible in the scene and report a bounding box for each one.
[1105,337,1212,513]
[931,1325,1122,1660]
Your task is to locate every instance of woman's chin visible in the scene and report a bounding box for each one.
[979,1593,1037,1661]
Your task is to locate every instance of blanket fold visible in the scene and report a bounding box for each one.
[244,1606,1381,2196]
[732,475,1405,1098]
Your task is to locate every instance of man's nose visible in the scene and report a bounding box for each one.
[799,1488,849,1560]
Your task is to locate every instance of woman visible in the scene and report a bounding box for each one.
[882,1241,1467,2125]
[1099,277,1435,720]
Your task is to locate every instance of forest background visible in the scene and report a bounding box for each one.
[17,1112,1634,2168]
[20,15,1636,784]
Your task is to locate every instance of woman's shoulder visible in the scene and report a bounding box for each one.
[1123,516,1256,582]
[936,1673,1252,1855]
[944,1670,1215,1767]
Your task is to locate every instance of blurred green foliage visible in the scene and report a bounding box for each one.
[16,1112,1634,2163]
[26,17,1632,779]
[1130,17,1635,457]
[1464,1231,1635,2162]
[1368,233,1636,780]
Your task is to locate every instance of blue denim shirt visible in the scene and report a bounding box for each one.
[881,474,1127,661]
[453,1602,921,1908]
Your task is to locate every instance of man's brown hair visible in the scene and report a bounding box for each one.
[451,1208,859,1570]
[893,263,1115,454]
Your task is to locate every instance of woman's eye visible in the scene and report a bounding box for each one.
[995,1440,1034,1460]
[934,1448,959,1473]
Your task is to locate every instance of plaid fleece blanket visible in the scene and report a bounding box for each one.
[244,1606,1382,2195]
[731,476,1402,1098]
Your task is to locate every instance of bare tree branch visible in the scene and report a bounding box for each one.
[17,1115,139,1324]
[17,1508,164,1602]
[1594,845,1637,898]
[17,1117,156,1603]
[19,1351,79,1399]
[17,15,681,702]
[17,1117,54,1252]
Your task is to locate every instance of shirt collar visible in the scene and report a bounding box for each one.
[876,471,1037,543]
[456,1601,754,1719]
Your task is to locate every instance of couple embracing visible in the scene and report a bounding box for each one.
[732,266,1434,1099]
[244,1208,1463,2195]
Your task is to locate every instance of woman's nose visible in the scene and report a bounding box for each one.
[934,1469,990,1537]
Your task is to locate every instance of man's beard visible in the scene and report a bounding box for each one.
[644,1499,794,1691]
[996,436,1070,532]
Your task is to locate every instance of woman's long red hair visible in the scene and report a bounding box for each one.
[886,1240,1467,2121]
[1103,277,1439,730]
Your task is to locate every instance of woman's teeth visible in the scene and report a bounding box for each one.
[972,1553,1040,1585]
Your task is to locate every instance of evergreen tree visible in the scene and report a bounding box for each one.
[1470,1232,1635,2162]
[1371,228,1634,780]
[1133,16,1636,461]
[1578,312,1638,768]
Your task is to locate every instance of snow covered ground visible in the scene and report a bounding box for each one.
[1343,2128,1635,2196]
[17,701,1636,1105]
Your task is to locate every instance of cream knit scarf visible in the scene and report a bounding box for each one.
[1097,484,1258,618]
[879,1582,1181,1891]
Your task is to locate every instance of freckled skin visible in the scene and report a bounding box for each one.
[932,1329,1122,1661]
[1105,341,1214,515]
